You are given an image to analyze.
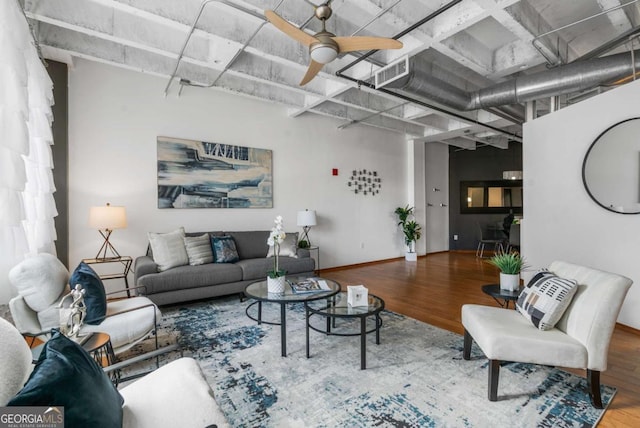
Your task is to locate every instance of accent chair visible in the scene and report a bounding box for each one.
[462,261,632,408]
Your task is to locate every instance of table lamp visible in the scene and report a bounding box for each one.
[89,203,127,260]
[296,209,317,247]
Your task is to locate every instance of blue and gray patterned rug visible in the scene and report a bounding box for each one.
[129,296,614,427]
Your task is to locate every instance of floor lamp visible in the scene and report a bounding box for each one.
[89,203,127,260]
[297,209,317,246]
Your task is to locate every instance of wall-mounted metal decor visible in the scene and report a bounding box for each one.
[346,169,382,196]
[157,137,273,209]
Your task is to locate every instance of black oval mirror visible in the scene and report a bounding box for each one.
[582,117,640,214]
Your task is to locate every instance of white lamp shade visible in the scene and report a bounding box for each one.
[89,205,127,230]
[310,46,338,64]
[297,210,317,227]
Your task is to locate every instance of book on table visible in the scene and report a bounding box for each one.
[288,277,331,293]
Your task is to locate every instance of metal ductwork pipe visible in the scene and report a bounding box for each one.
[387,49,640,111]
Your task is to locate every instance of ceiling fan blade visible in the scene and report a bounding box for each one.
[300,60,324,86]
[333,36,403,53]
[265,10,317,47]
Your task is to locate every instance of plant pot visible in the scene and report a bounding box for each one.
[267,276,286,293]
[405,252,417,262]
[500,272,520,291]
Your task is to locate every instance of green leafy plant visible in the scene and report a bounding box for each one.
[395,206,422,252]
[488,252,526,274]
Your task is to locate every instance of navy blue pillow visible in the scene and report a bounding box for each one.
[8,331,123,428]
[69,262,107,325]
[211,235,240,263]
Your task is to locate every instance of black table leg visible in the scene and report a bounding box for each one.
[258,301,262,324]
[375,314,381,345]
[305,304,310,358]
[280,302,287,357]
[360,316,366,370]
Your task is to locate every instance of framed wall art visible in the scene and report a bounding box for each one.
[157,137,273,209]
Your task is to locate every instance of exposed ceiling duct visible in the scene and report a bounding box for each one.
[383,50,640,112]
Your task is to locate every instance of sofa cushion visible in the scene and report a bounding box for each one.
[8,253,69,312]
[267,232,298,258]
[8,331,124,428]
[237,256,315,281]
[516,270,579,331]
[212,236,240,263]
[69,262,107,325]
[137,263,244,295]
[148,227,189,272]
[80,297,160,353]
[184,234,214,266]
[227,231,270,259]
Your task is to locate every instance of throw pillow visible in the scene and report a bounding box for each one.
[8,253,69,312]
[8,331,124,428]
[69,262,107,325]
[148,227,189,272]
[516,270,579,330]
[267,232,298,258]
[184,234,214,266]
[211,236,240,263]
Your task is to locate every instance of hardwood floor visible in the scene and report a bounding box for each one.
[321,251,640,427]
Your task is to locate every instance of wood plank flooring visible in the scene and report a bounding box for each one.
[321,251,640,428]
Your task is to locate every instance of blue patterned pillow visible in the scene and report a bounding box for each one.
[69,262,107,325]
[211,236,240,263]
[516,270,578,330]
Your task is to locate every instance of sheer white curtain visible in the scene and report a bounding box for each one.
[0,0,57,303]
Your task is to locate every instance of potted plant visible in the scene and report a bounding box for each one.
[488,252,526,291]
[266,215,287,293]
[395,205,422,262]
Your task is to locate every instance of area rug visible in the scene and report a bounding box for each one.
[124,296,614,427]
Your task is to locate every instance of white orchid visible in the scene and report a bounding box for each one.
[267,215,286,278]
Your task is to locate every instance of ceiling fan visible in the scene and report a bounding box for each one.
[265,2,403,86]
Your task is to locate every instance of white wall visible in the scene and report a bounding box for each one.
[523,78,640,329]
[66,60,410,290]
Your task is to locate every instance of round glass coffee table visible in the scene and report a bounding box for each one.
[305,292,385,370]
[244,278,341,357]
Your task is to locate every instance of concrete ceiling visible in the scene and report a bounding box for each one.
[23,0,640,149]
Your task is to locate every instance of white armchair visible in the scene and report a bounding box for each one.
[462,261,632,408]
[0,317,229,428]
[8,253,160,354]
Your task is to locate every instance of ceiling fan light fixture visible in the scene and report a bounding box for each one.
[310,44,338,64]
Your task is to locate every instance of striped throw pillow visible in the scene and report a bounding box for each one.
[516,270,578,330]
[184,234,214,266]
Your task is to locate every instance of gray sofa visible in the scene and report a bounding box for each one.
[134,231,315,306]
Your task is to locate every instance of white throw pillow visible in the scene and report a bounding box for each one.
[267,233,298,258]
[184,234,214,266]
[148,227,189,272]
[516,270,578,330]
[8,253,69,312]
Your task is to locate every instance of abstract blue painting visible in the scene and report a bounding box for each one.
[157,136,273,209]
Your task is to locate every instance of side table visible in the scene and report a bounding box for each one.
[481,284,522,309]
[82,256,133,297]
[30,332,118,383]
